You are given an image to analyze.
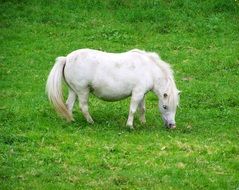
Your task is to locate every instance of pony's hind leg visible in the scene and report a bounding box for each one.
[138,97,146,124]
[66,89,76,120]
[78,88,94,124]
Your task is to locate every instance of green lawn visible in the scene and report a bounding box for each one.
[1,0,239,189]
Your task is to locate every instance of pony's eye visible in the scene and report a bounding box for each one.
[163,105,167,110]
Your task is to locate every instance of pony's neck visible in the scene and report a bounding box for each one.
[150,58,176,98]
[153,77,173,97]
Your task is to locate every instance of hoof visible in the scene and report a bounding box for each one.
[87,118,94,124]
[126,124,134,130]
[140,117,146,124]
[88,120,94,125]
[140,120,146,124]
[67,117,74,122]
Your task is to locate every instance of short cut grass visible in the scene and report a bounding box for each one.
[1,0,239,189]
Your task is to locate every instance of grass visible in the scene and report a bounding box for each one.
[1,0,239,189]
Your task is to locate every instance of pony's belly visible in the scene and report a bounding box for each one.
[91,84,132,101]
[92,90,131,101]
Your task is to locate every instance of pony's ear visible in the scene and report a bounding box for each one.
[163,93,168,98]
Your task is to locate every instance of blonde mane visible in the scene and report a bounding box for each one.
[146,51,179,108]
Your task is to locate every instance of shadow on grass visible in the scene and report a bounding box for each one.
[55,109,195,138]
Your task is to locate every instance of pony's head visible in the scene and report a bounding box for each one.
[146,51,180,129]
[159,81,180,129]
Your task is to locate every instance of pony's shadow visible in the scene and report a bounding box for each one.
[68,109,168,134]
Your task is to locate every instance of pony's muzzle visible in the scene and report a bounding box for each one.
[162,116,176,129]
[168,123,176,129]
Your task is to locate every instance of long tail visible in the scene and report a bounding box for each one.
[46,57,73,121]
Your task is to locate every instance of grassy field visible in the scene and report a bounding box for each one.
[1,0,239,189]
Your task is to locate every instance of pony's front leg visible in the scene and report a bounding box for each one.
[138,98,146,124]
[78,88,94,124]
[126,92,144,129]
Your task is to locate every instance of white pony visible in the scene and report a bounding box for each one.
[46,49,180,129]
